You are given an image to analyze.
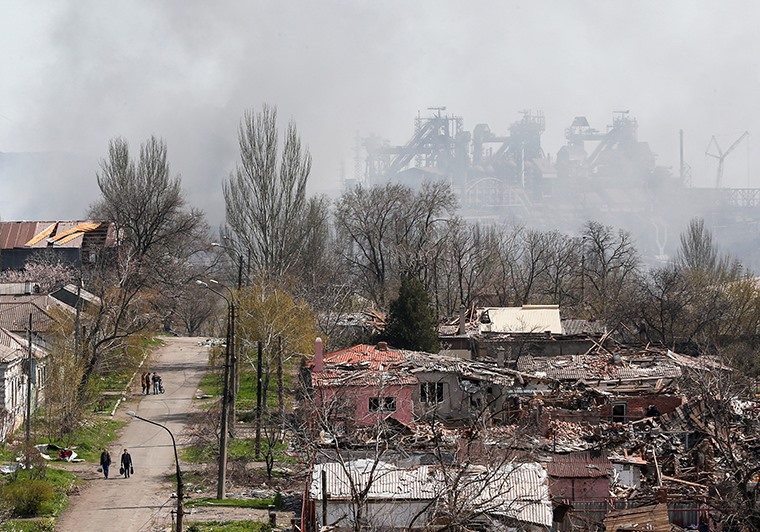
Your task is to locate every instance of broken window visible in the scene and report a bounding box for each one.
[421,382,444,403]
[369,397,396,412]
[612,403,626,423]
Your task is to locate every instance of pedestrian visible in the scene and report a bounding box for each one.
[99,448,111,479]
[152,372,160,394]
[157,374,164,394]
[120,449,133,478]
[141,372,149,395]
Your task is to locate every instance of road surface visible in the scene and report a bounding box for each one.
[56,337,210,532]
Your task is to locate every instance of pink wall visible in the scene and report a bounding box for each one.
[316,384,415,427]
[550,477,610,501]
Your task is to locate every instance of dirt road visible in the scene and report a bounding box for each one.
[56,337,210,532]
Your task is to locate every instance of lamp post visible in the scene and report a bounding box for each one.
[126,411,184,531]
[196,279,233,499]
[210,242,244,430]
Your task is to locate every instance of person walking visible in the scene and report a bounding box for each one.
[141,372,149,395]
[120,449,133,478]
[99,448,112,479]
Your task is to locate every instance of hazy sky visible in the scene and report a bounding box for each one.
[1,1,758,228]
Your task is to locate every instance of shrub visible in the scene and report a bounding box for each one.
[1,480,54,517]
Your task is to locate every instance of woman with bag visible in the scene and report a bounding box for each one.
[120,449,133,478]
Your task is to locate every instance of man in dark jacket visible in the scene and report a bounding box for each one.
[121,449,133,478]
[99,448,111,479]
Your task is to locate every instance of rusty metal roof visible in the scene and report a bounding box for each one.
[546,451,612,478]
[0,220,113,249]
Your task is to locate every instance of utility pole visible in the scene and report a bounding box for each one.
[229,253,242,435]
[255,340,263,459]
[217,299,233,499]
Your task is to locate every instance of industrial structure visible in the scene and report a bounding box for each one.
[356,108,760,266]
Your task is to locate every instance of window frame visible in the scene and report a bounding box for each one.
[420,382,444,404]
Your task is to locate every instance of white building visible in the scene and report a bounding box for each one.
[0,328,47,442]
[309,459,553,531]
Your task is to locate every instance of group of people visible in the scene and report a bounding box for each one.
[141,371,163,394]
[99,448,133,479]
[97,371,167,479]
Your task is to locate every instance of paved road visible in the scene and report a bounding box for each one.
[56,337,210,532]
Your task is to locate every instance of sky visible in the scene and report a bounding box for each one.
[1,1,759,229]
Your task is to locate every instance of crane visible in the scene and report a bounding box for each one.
[706,131,749,188]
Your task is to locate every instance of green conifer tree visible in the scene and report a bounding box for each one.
[385,277,439,353]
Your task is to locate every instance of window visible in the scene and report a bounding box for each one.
[612,403,626,423]
[420,382,444,403]
[369,397,396,412]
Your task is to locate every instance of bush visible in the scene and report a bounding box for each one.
[1,480,55,517]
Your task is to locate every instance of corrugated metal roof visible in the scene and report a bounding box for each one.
[0,220,109,250]
[0,328,46,362]
[0,302,54,332]
[479,305,562,334]
[547,451,612,478]
[310,461,552,527]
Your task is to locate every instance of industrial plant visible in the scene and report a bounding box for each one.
[354,108,760,266]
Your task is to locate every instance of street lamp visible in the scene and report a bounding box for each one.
[196,279,234,499]
[126,411,184,532]
[210,243,244,430]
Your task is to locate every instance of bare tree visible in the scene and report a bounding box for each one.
[92,136,205,267]
[582,220,641,319]
[223,104,314,279]
[80,135,206,396]
[335,181,456,307]
[677,361,760,529]
[435,219,499,316]
[677,217,736,276]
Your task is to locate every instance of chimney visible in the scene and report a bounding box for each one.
[377,341,388,351]
[496,347,505,368]
[314,337,323,372]
[458,305,466,336]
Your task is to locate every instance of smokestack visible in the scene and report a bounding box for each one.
[459,305,466,335]
[314,337,323,372]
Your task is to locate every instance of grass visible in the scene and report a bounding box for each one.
[0,467,78,530]
[0,518,56,532]
[185,521,272,532]
[39,418,125,464]
[181,437,299,466]
[181,437,257,463]
[198,366,296,413]
[184,497,275,509]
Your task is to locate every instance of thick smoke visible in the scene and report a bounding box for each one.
[1,1,758,259]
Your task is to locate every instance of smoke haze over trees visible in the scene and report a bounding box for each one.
[2,2,760,270]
